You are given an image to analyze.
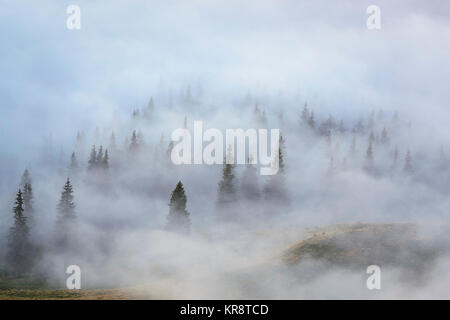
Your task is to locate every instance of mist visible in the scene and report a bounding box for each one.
[1,0,450,299]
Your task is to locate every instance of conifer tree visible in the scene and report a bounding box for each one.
[21,169,32,187]
[167,181,191,234]
[102,149,109,169]
[308,111,316,129]
[404,149,413,175]
[300,103,309,124]
[129,130,139,153]
[88,145,97,170]
[241,155,260,201]
[22,183,34,224]
[55,178,76,248]
[264,134,288,203]
[110,132,116,151]
[217,146,237,210]
[69,152,78,170]
[96,145,104,165]
[7,189,31,274]
[20,169,34,224]
[363,142,374,173]
[380,127,389,145]
[392,146,399,169]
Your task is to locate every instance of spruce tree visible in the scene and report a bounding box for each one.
[264,134,288,203]
[102,149,109,169]
[95,146,103,168]
[217,146,237,211]
[300,103,309,124]
[88,145,97,170]
[55,178,76,248]
[166,181,190,234]
[69,152,78,170]
[22,183,34,224]
[129,130,139,153]
[363,142,374,173]
[7,189,31,274]
[308,111,316,129]
[241,155,260,201]
[404,149,413,175]
[21,169,32,187]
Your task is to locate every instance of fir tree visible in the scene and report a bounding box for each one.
[404,149,414,175]
[363,142,374,173]
[380,127,389,145]
[96,145,104,165]
[300,103,309,124]
[110,132,116,150]
[7,189,31,274]
[264,134,288,203]
[217,146,237,211]
[167,181,191,234]
[102,149,109,169]
[55,178,76,248]
[69,152,78,170]
[129,130,139,153]
[20,169,34,224]
[88,145,97,170]
[241,155,260,201]
[21,169,32,187]
[308,111,316,129]
[22,183,34,224]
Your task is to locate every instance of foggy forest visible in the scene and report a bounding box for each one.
[1,0,450,299]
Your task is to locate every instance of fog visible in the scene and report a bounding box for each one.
[1,0,450,299]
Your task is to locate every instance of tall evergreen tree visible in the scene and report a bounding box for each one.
[20,169,34,224]
[129,130,139,153]
[69,152,78,170]
[7,189,31,274]
[167,181,191,234]
[308,111,315,129]
[264,134,288,203]
[300,103,309,124]
[102,149,109,169]
[88,145,97,170]
[217,146,237,211]
[96,145,104,165]
[241,155,260,201]
[404,149,414,175]
[363,142,374,173]
[55,178,76,248]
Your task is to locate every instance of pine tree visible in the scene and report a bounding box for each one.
[96,145,104,165]
[308,111,316,129]
[241,155,260,201]
[21,169,32,187]
[363,142,374,173]
[392,146,399,169]
[129,130,139,153]
[300,103,309,124]
[22,183,34,224]
[217,146,237,211]
[55,178,76,247]
[110,132,116,150]
[404,149,413,175]
[380,127,389,145]
[7,189,31,274]
[20,169,34,225]
[69,152,78,170]
[102,149,109,169]
[264,134,288,203]
[166,181,190,234]
[88,145,97,170]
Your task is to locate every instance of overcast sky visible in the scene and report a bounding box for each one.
[1,0,450,181]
